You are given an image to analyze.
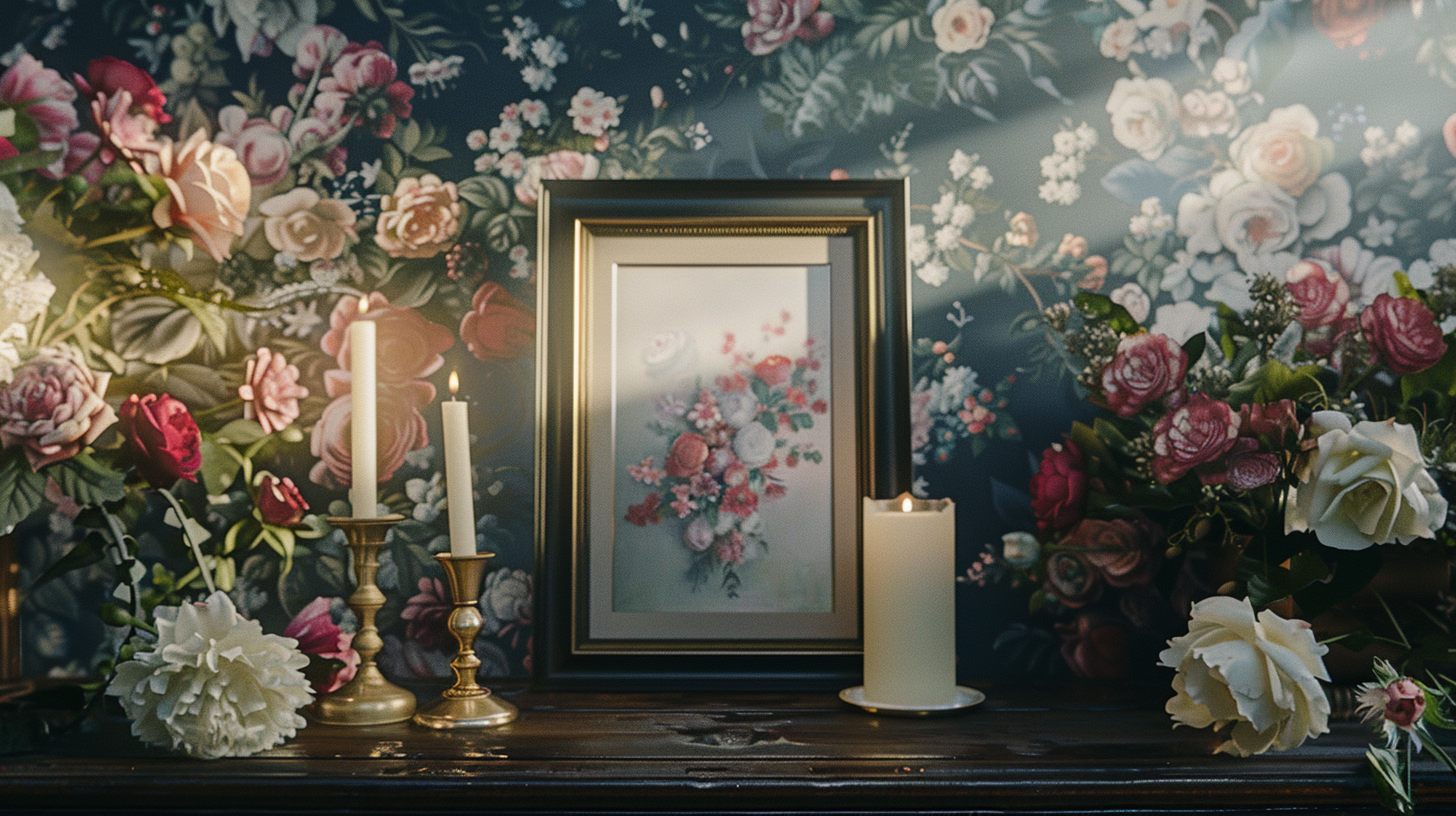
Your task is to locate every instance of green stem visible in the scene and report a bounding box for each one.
[159,488,216,595]
[43,293,129,348]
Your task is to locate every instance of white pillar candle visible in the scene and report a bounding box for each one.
[442,371,476,557]
[862,494,957,708]
[349,299,378,518]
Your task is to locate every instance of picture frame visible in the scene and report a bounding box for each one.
[534,179,911,690]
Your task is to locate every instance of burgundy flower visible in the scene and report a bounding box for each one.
[118,393,201,488]
[741,0,835,56]
[1360,293,1448,375]
[1044,551,1102,608]
[752,355,794,388]
[239,347,309,434]
[283,597,359,694]
[76,56,169,123]
[1285,259,1350,330]
[257,473,308,527]
[664,432,710,478]
[1238,400,1297,445]
[1056,614,1133,680]
[321,293,455,384]
[320,42,413,138]
[1225,445,1281,490]
[1062,517,1161,589]
[400,577,454,652]
[1100,333,1188,417]
[625,493,661,526]
[0,345,117,471]
[459,282,535,363]
[0,54,81,179]
[1150,393,1241,484]
[1029,440,1087,532]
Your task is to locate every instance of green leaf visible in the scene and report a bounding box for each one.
[1073,292,1142,334]
[1292,546,1383,620]
[1367,746,1413,815]
[45,453,126,507]
[1226,359,1323,407]
[0,450,47,533]
[757,39,857,138]
[1182,332,1206,371]
[212,418,269,446]
[26,530,106,594]
[200,438,245,496]
[1401,339,1456,401]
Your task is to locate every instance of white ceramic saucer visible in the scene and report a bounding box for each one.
[838,685,985,716]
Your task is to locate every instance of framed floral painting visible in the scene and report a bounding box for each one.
[535,179,911,689]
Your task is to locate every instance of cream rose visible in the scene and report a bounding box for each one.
[1228,104,1333,197]
[147,130,251,262]
[1285,412,1449,550]
[373,173,460,259]
[1106,77,1180,161]
[932,0,995,53]
[1160,596,1330,757]
[260,188,357,262]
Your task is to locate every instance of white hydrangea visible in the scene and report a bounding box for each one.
[0,230,55,382]
[107,591,313,759]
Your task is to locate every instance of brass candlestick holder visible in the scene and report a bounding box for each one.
[412,552,519,729]
[308,514,417,726]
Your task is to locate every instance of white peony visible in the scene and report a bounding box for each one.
[1105,76,1180,161]
[1285,412,1448,550]
[717,389,760,429]
[1160,596,1330,757]
[107,591,313,759]
[732,421,777,469]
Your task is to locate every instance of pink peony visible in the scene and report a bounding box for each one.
[0,54,81,179]
[400,577,454,652]
[257,473,308,527]
[1029,440,1087,532]
[320,294,455,385]
[0,345,117,471]
[320,42,413,138]
[239,347,309,434]
[293,25,349,79]
[89,89,163,170]
[118,393,202,488]
[741,0,835,56]
[215,106,292,186]
[1150,393,1241,483]
[1360,293,1448,375]
[283,597,359,694]
[1100,333,1188,417]
[308,381,431,489]
[145,130,251,262]
[459,282,535,363]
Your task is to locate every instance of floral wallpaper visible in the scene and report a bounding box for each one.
[4,0,1456,685]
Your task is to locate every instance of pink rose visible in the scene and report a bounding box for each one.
[459,282,534,363]
[293,25,348,79]
[1062,517,1161,588]
[145,130,251,262]
[0,345,116,470]
[321,294,455,384]
[664,432,710,478]
[215,106,292,186]
[752,355,794,388]
[716,531,747,564]
[1225,448,1281,490]
[1360,293,1449,375]
[283,597,359,694]
[1150,393,1241,483]
[374,173,460,259]
[1285,259,1351,330]
[259,187,356,261]
[1381,678,1426,730]
[1312,0,1386,48]
[1044,551,1102,608]
[239,347,309,434]
[257,473,308,527]
[89,89,163,170]
[118,393,202,488]
[513,150,601,207]
[308,381,431,489]
[1029,440,1086,532]
[0,54,81,179]
[1056,614,1132,679]
[1100,333,1188,417]
[741,0,834,56]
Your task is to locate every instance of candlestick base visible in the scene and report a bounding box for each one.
[838,685,984,717]
[411,553,519,730]
[308,515,417,726]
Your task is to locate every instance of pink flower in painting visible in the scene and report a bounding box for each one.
[118,393,202,488]
[240,347,309,434]
[284,597,359,694]
[1029,440,1086,532]
[664,432,710,478]
[1100,333,1187,417]
[0,54,81,179]
[145,130,251,262]
[400,577,454,652]
[321,294,455,384]
[215,106,293,186]
[293,25,349,79]
[257,473,308,528]
[715,531,746,564]
[721,483,759,517]
[741,0,834,56]
[308,381,431,489]
[512,150,600,207]
[1285,259,1351,330]
[1150,393,1241,483]
[89,89,163,170]
[76,57,169,123]
[1360,293,1448,375]
[685,516,714,551]
[459,282,535,363]
[753,355,794,388]
[625,493,662,526]
[320,42,413,138]
[374,173,460,259]
[0,345,116,471]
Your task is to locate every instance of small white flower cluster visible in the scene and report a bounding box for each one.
[501,16,566,92]
[683,122,712,150]
[1360,120,1421,166]
[0,192,54,383]
[1098,0,1217,63]
[1128,196,1174,239]
[908,149,996,287]
[406,55,464,97]
[508,244,534,279]
[949,147,992,189]
[1038,122,1097,206]
[567,87,622,137]
[467,98,551,175]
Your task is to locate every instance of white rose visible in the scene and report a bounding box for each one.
[1285,412,1449,550]
[1106,77,1180,161]
[932,0,996,53]
[480,568,533,635]
[1229,104,1332,197]
[641,330,697,378]
[717,389,760,428]
[1160,596,1330,757]
[732,421,777,468]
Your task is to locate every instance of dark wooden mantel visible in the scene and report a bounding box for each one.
[1,685,1451,814]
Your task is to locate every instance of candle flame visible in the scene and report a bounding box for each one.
[901,496,913,513]
[357,296,370,315]
[449,370,459,397]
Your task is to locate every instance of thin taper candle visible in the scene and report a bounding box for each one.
[349,298,378,518]
[442,371,476,557]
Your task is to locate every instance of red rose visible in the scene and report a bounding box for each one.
[1056,614,1132,680]
[1360,293,1449,375]
[1150,393,1240,483]
[118,393,201,488]
[664,432,710,478]
[459,282,535,363]
[1312,0,1386,48]
[1062,517,1161,588]
[1100,333,1187,417]
[257,473,308,527]
[1030,440,1087,532]
[753,355,794,388]
[1044,551,1102,608]
[77,56,169,122]
[321,293,456,383]
[1285,259,1350,330]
